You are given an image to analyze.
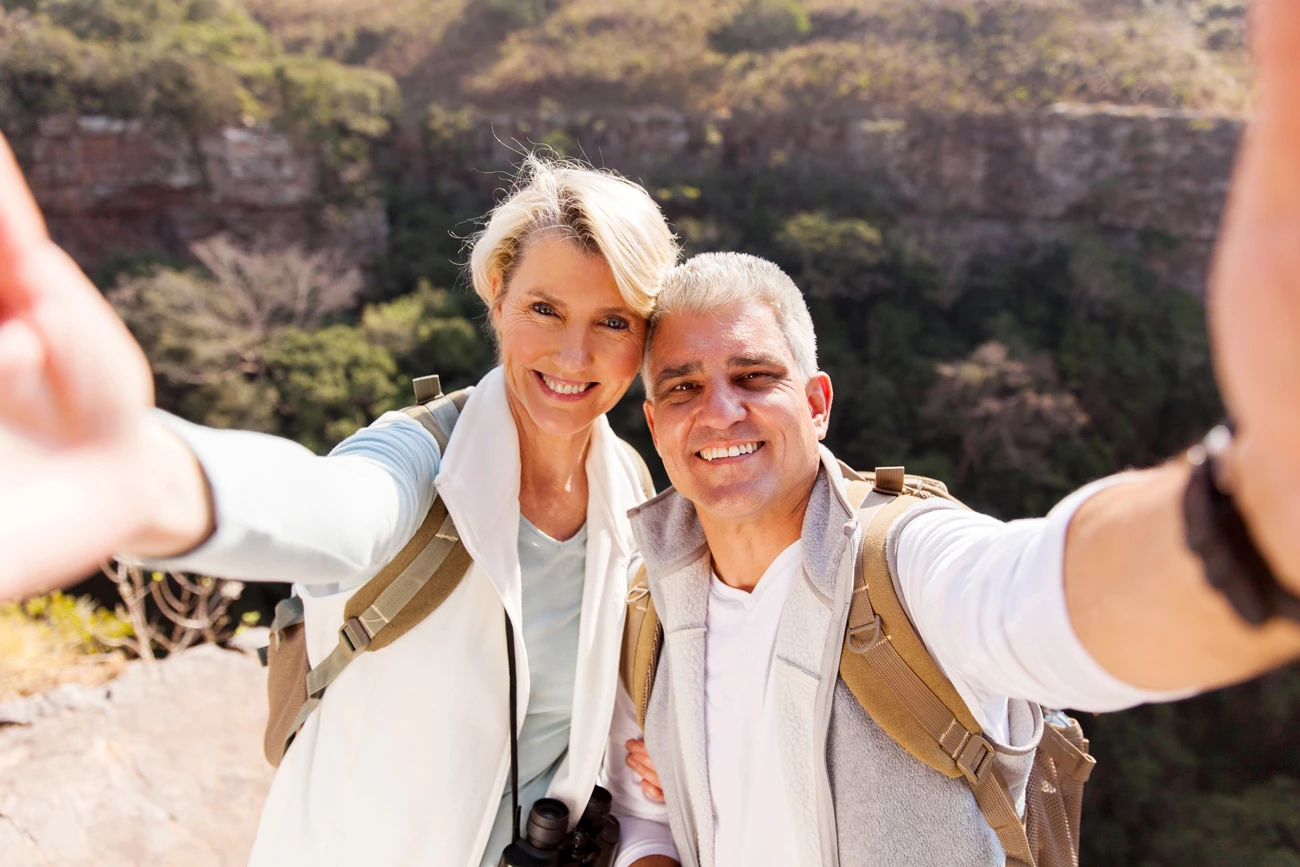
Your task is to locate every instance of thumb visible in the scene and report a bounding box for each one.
[0,134,50,312]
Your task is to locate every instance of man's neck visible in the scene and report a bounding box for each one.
[699,470,819,592]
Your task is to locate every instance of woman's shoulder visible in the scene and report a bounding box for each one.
[609,436,655,501]
[329,411,445,479]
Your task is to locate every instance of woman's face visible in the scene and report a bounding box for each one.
[491,236,646,440]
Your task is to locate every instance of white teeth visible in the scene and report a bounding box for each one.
[541,374,593,395]
[698,442,761,461]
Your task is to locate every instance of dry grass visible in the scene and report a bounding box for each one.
[0,595,129,702]
[241,0,1251,115]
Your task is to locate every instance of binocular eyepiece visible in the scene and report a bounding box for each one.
[498,786,620,867]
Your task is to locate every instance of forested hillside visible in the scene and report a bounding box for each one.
[4,2,1297,865]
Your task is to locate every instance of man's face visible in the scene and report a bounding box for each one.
[644,300,832,523]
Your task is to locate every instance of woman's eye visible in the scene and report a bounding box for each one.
[531,302,556,316]
[602,316,629,330]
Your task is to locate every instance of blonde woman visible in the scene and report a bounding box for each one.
[0,141,678,867]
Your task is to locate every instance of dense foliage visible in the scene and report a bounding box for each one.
[242,0,1250,115]
[0,0,400,180]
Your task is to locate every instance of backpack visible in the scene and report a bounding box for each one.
[620,464,1096,867]
[260,375,473,767]
[260,374,657,768]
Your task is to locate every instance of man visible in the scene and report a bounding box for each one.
[603,5,1300,862]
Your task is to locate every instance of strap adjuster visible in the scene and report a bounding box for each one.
[339,617,373,658]
[846,614,884,654]
[956,734,995,786]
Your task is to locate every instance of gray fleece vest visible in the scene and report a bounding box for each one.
[626,450,1043,867]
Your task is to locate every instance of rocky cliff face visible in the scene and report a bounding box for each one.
[0,646,272,867]
[454,104,1241,293]
[15,104,1239,294]
[15,115,388,276]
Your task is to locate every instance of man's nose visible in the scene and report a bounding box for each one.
[697,382,747,429]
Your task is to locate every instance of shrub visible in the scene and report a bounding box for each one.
[709,0,811,54]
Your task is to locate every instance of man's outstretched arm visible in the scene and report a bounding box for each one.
[1066,461,1300,693]
[1066,0,1300,693]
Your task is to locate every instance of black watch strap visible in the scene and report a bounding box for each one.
[1183,428,1300,626]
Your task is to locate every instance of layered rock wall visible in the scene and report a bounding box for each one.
[15,115,387,275]
[15,105,1241,293]
[454,104,1242,292]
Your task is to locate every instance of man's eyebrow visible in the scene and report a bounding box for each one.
[654,361,702,390]
[728,352,786,369]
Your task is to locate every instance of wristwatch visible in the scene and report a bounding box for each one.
[1183,424,1300,625]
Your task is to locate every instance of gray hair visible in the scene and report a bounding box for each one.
[643,252,818,389]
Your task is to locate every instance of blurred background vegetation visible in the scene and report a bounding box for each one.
[4,1,1297,865]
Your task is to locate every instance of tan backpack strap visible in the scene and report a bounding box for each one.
[270,382,474,761]
[841,473,1037,867]
[273,499,471,758]
[402,388,470,454]
[618,439,656,500]
[621,563,663,730]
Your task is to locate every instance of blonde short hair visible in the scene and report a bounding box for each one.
[470,155,679,319]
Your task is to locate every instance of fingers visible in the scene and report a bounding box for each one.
[625,738,662,788]
[0,134,50,307]
[640,779,665,804]
[0,316,55,433]
[1242,0,1300,220]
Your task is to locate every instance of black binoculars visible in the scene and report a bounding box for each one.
[498,785,620,867]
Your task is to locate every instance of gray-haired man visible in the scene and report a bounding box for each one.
[602,248,1300,867]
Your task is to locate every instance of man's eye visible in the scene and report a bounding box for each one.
[532,302,556,316]
[602,316,629,330]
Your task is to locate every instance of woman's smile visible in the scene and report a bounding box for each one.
[535,370,597,399]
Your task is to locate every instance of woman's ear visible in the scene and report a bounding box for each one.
[488,274,505,329]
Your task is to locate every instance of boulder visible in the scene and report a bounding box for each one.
[0,645,273,867]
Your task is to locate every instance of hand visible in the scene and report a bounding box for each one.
[0,133,183,599]
[1208,0,1300,589]
[626,738,664,803]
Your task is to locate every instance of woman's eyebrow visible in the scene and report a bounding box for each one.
[522,289,566,307]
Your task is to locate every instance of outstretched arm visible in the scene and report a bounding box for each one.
[0,135,212,599]
[1066,0,1300,693]
[0,135,443,599]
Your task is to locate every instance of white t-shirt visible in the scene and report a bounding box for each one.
[704,541,805,867]
[610,474,1192,866]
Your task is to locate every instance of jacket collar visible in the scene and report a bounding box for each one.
[434,365,640,624]
[628,446,857,600]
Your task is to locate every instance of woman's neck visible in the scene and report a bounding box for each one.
[508,389,592,542]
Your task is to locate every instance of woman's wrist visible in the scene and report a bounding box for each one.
[118,414,216,560]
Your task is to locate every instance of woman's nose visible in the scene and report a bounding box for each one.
[554,323,594,372]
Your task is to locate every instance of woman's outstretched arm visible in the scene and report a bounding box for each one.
[0,133,216,598]
[0,135,441,599]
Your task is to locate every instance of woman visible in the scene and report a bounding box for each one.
[0,140,678,867]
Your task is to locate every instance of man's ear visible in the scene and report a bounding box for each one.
[807,372,833,441]
[643,399,661,454]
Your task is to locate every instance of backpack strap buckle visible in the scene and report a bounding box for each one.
[846,613,884,654]
[339,617,373,657]
[955,733,995,786]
